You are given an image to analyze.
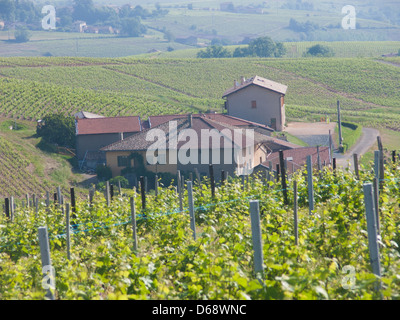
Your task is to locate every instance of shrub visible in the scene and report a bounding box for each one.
[304,44,335,57]
[96,164,112,181]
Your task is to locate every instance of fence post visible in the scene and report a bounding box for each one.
[38,226,55,300]
[57,186,61,206]
[35,196,39,218]
[177,170,181,195]
[209,164,215,199]
[337,100,343,150]
[333,157,336,177]
[155,174,158,197]
[249,200,264,275]
[70,187,76,217]
[89,187,94,207]
[377,136,384,190]
[10,196,14,222]
[130,197,138,252]
[353,154,360,180]
[362,183,382,293]
[177,171,183,211]
[293,180,298,246]
[279,150,289,205]
[66,203,71,260]
[46,191,50,212]
[106,181,110,207]
[4,198,10,219]
[317,146,321,172]
[110,184,114,201]
[307,155,314,214]
[187,181,196,241]
[276,164,280,182]
[374,150,380,186]
[372,178,381,235]
[140,176,146,211]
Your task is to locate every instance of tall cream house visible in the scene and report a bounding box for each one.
[223,75,288,131]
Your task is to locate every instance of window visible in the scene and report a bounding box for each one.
[251,100,257,108]
[147,150,167,165]
[117,156,129,167]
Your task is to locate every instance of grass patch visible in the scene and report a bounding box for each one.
[274,131,309,147]
[335,122,363,153]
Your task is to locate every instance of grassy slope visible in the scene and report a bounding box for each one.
[0,118,91,198]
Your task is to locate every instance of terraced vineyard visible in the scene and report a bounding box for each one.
[0,135,52,196]
[0,56,399,128]
[0,119,85,198]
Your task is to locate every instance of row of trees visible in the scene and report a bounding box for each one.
[197,36,287,58]
[197,41,336,59]
[0,0,40,24]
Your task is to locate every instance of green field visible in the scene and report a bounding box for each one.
[0,53,399,196]
[0,55,399,127]
[1,161,400,299]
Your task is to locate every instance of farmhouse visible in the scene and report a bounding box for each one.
[223,75,287,131]
[73,21,87,33]
[100,114,297,181]
[75,116,142,169]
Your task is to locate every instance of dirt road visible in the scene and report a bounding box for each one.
[284,122,380,169]
[333,127,380,168]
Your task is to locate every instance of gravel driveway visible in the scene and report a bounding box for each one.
[284,122,379,169]
[285,122,337,147]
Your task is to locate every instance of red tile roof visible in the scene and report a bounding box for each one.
[223,75,288,97]
[76,116,141,135]
[101,115,294,152]
[145,113,274,131]
[259,146,331,174]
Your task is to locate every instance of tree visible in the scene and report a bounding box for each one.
[197,45,231,58]
[163,30,175,42]
[0,0,15,21]
[14,26,31,43]
[72,0,96,24]
[274,42,287,57]
[121,17,147,37]
[248,36,286,57]
[36,113,76,148]
[304,44,335,57]
[233,46,251,57]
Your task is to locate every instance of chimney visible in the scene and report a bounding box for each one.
[240,76,246,85]
[119,132,124,141]
[188,113,192,127]
[234,80,237,89]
